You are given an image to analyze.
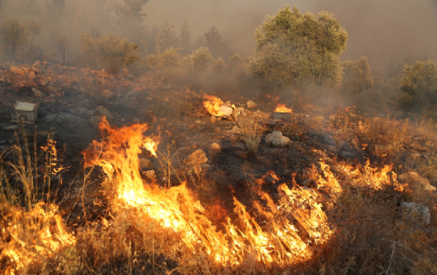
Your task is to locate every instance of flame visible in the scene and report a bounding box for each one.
[275,104,292,113]
[203,93,224,117]
[82,118,337,268]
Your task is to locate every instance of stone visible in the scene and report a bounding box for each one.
[164,98,169,102]
[146,97,153,102]
[219,105,233,117]
[143,170,156,181]
[70,107,88,116]
[10,66,24,75]
[232,108,239,121]
[48,86,61,94]
[139,158,153,169]
[95,106,113,120]
[40,79,49,86]
[265,131,290,147]
[101,90,114,100]
[267,119,276,127]
[246,100,256,109]
[211,143,221,150]
[31,88,42,97]
[210,116,217,123]
[87,110,94,116]
[329,115,336,122]
[241,111,248,117]
[132,118,140,124]
[90,116,103,127]
[184,149,208,166]
[228,126,242,134]
[32,60,41,68]
[214,127,221,133]
[401,202,431,225]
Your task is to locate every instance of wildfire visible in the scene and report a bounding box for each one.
[275,104,292,113]
[203,93,224,117]
[82,118,339,269]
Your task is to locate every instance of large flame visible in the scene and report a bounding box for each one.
[82,118,340,269]
[203,93,225,117]
[275,104,292,113]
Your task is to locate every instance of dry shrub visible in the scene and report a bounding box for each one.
[238,117,264,157]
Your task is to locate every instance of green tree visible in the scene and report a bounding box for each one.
[0,17,29,61]
[190,47,213,72]
[341,56,373,96]
[252,6,348,90]
[80,32,140,74]
[399,60,437,108]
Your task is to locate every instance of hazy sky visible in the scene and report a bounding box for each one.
[145,0,437,69]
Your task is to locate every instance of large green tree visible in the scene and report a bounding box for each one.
[252,6,348,89]
[0,17,29,61]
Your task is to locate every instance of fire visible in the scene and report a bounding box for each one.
[82,118,338,269]
[275,104,292,113]
[203,93,224,117]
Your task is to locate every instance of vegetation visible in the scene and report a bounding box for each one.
[399,59,437,110]
[79,32,140,74]
[341,56,373,96]
[0,17,29,61]
[252,6,348,90]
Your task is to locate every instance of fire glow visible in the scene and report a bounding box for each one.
[82,117,341,268]
[275,104,292,113]
[203,93,225,117]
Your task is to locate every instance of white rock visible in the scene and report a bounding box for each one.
[401,202,431,225]
[219,105,233,117]
[265,131,290,147]
[31,87,42,97]
[211,143,221,150]
[246,100,256,109]
[95,106,113,120]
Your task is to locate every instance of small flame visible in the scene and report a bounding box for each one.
[203,93,224,116]
[275,104,292,113]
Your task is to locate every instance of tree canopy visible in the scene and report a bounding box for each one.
[252,6,348,89]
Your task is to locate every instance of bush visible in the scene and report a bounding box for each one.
[190,47,213,72]
[341,56,373,96]
[399,59,437,110]
[80,32,140,74]
[252,6,348,90]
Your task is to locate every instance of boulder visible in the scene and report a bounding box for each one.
[210,116,216,123]
[211,143,221,150]
[10,66,24,75]
[398,172,436,192]
[101,90,115,100]
[401,202,431,225]
[246,100,256,109]
[184,149,208,166]
[95,106,114,120]
[31,87,42,97]
[139,158,153,169]
[265,131,290,147]
[90,116,103,127]
[32,60,41,68]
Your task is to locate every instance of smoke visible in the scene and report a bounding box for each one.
[0,0,436,70]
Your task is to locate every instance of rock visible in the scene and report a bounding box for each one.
[232,108,239,121]
[139,158,153,169]
[146,97,153,102]
[48,86,61,94]
[401,202,431,225]
[69,107,88,116]
[87,110,94,116]
[265,131,290,147]
[210,116,216,123]
[189,124,196,129]
[267,119,276,127]
[32,60,41,68]
[241,111,247,117]
[211,143,221,150]
[228,126,242,134]
[40,79,49,86]
[143,170,156,181]
[398,172,436,192]
[132,118,140,124]
[329,115,336,122]
[31,87,42,97]
[214,127,221,133]
[95,106,113,120]
[164,98,169,103]
[218,105,233,117]
[90,116,103,127]
[10,66,24,75]
[246,100,256,109]
[184,149,208,166]
[101,90,114,100]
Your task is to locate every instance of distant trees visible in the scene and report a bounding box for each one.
[55,36,70,65]
[399,60,437,109]
[252,6,348,90]
[115,0,148,44]
[341,56,373,96]
[80,32,140,74]
[190,47,213,72]
[0,17,30,61]
[202,26,234,59]
[179,20,191,55]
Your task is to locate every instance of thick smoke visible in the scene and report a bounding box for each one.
[0,0,436,69]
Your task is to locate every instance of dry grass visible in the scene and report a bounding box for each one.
[238,117,264,158]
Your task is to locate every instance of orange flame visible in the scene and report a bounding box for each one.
[203,93,224,116]
[275,104,292,113]
[82,118,339,268]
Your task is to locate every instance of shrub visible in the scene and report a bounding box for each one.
[399,59,437,110]
[252,6,348,90]
[79,32,140,74]
[341,56,373,96]
[190,46,213,72]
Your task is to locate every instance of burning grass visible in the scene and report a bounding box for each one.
[238,117,264,158]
